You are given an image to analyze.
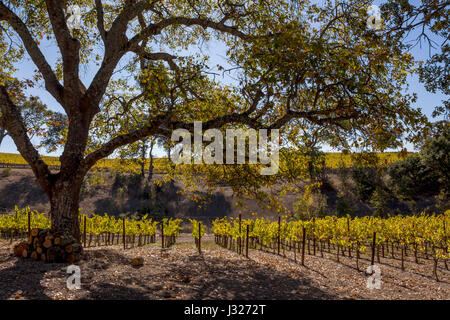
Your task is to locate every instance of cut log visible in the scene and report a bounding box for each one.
[46,247,56,263]
[56,248,66,263]
[54,237,62,246]
[65,244,73,253]
[13,242,28,256]
[31,228,39,237]
[38,229,48,238]
[13,228,81,263]
[43,240,52,249]
[30,251,38,260]
[66,254,76,263]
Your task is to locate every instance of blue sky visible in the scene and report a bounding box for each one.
[0,3,447,157]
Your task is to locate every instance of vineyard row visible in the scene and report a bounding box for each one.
[212,214,449,281]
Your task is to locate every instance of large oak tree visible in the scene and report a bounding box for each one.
[0,0,427,245]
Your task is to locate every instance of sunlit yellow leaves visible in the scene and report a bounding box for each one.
[212,213,449,261]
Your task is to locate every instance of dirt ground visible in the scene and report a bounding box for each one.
[0,234,448,300]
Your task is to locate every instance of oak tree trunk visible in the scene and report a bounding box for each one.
[48,172,84,242]
[0,127,6,148]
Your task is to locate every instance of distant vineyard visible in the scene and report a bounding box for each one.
[0,152,407,171]
[323,152,407,168]
[0,153,170,173]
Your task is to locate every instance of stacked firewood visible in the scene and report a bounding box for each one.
[13,228,82,263]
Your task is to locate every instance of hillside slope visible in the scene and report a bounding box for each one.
[0,167,441,225]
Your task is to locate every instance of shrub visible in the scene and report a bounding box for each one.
[293,191,328,220]
[387,155,440,199]
[137,201,166,219]
[351,167,377,201]
[127,173,143,189]
[421,130,449,192]
[117,186,128,198]
[2,167,11,177]
[370,187,389,218]
[112,172,126,190]
[335,195,354,217]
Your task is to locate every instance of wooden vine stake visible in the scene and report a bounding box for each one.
[294,240,297,262]
[347,217,351,257]
[277,216,281,255]
[371,232,376,266]
[432,246,439,281]
[312,217,316,256]
[83,215,87,248]
[122,218,126,249]
[301,227,306,266]
[239,214,242,255]
[444,219,448,270]
[27,210,31,242]
[161,221,165,249]
[246,224,249,258]
[356,241,360,271]
[198,221,202,254]
[401,244,405,271]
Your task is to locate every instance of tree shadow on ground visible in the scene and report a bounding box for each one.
[164,254,338,300]
[77,249,339,300]
[0,256,63,300]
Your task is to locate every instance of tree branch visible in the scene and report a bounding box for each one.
[128,15,250,49]
[81,115,166,172]
[85,3,251,115]
[0,85,53,194]
[82,1,155,110]
[0,2,64,104]
[95,0,107,42]
[82,101,357,171]
[44,0,81,100]
[132,48,179,70]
